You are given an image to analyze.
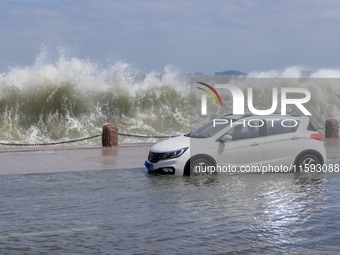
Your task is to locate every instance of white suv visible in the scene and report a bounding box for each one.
[144,114,327,176]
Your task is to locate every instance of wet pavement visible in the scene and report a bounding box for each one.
[0,143,153,175]
[0,139,339,175]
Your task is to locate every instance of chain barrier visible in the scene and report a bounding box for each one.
[0,135,101,147]
[0,133,178,147]
[118,133,178,139]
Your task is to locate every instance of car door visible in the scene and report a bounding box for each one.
[263,119,304,166]
[216,120,264,167]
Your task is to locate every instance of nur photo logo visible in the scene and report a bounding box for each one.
[196,82,223,115]
[196,82,312,116]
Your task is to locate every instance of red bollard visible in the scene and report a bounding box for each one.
[102,124,118,147]
[325,119,339,138]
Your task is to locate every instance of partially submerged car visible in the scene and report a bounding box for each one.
[144,114,327,176]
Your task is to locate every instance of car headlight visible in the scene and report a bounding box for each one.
[162,147,188,160]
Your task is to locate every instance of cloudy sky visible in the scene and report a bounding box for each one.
[1,0,340,74]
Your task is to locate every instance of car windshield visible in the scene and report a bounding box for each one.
[187,118,233,138]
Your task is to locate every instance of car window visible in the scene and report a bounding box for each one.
[266,120,299,136]
[226,121,261,141]
[307,121,316,131]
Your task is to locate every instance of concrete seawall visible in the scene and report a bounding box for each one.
[0,140,339,175]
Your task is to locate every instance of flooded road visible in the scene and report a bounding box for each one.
[1,166,340,254]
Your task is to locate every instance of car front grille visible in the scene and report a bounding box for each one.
[148,151,165,163]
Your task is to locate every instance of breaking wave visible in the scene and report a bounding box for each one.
[0,50,194,144]
[0,50,339,145]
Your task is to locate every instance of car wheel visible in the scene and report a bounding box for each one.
[190,158,216,176]
[295,154,321,172]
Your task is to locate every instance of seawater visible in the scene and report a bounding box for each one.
[1,50,340,145]
[0,56,192,144]
[1,168,340,254]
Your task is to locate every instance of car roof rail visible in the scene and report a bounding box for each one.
[243,112,253,117]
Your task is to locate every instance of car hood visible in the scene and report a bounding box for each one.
[151,135,190,153]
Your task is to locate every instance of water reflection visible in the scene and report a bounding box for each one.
[182,175,220,186]
[1,168,338,254]
[150,172,329,253]
[250,173,326,252]
[294,172,325,187]
[101,147,118,165]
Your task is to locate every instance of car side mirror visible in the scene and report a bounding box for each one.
[218,134,233,143]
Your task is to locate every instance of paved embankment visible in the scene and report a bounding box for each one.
[0,139,339,175]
